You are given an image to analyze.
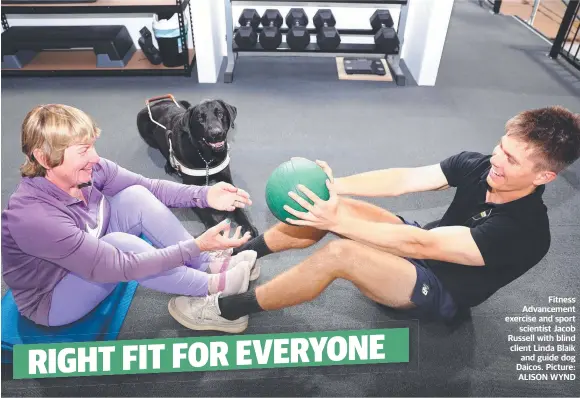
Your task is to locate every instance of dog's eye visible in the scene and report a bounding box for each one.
[197,115,205,123]
[216,110,224,119]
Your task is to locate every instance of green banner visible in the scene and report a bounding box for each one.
[13,328,409,379]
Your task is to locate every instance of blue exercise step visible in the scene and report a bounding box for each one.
[1,281,138,363]
[1,234,154,363]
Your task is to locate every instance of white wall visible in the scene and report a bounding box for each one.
[208,0,455,85]
[220,1,455,86]
[401,0,455,86]
[189,0,225,83]
[4,0,455,86]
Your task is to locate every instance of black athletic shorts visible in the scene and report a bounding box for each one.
[397,216,458,321]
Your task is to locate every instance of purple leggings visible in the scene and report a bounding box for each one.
[48,185,211,327]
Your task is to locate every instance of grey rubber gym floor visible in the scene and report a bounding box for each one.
[1,1,579,396]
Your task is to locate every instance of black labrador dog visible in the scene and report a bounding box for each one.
[136,97,258,238]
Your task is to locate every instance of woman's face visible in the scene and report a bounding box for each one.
[52,139,100,187]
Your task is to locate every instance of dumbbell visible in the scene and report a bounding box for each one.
[235,9,261,49]
[285,8,310,50]
[370,9,400,54]
[260,9,283,50]
[313,9,341,51]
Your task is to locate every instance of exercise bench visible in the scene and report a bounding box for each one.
[1,25,136,69]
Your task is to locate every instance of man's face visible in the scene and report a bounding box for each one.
[50,139,100,187]
[488,134,549,192]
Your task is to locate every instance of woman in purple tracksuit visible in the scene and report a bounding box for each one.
[1,104,259,327]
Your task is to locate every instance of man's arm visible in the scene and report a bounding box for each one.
[333,164,450,197]
[93,158,210,208]
[332,216,485,266]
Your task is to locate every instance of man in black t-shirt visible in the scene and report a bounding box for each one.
[168,106,580,334]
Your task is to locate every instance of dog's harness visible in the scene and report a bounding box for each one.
[146,94,231,185]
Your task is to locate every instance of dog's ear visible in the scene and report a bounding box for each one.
[218,100,237,129]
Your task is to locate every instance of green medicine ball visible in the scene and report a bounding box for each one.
[265,157,330,224]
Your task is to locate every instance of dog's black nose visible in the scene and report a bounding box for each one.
[209,129,225,140]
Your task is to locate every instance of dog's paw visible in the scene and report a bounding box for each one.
[164,162,175,175]
[245,224,260,239]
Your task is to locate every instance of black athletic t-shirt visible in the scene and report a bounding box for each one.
[425,151,551,309]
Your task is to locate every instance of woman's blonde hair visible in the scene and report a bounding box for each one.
[20,104,101,177]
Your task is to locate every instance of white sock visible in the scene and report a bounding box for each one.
[207,250,257,275]
[208,260,251,296]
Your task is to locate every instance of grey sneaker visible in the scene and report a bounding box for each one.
[168,293,248,333]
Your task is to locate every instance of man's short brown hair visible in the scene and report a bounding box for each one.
[505,106,580,173]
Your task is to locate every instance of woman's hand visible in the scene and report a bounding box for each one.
[314,159,334,182]
[314,159,345,195]
[206,182,252,211]
[283,160,342,231]
[194,219,251,252]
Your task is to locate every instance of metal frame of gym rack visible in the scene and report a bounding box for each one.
[222,0,409,85]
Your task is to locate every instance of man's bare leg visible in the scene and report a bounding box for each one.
[217,238,417,322]
[262,222,327,252]
[254,197,405,255]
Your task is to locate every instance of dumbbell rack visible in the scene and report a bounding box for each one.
[223,0,409,85]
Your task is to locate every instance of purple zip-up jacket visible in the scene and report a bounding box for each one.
[1,157,210,326]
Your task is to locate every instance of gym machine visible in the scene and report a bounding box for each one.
[223,0,409,85]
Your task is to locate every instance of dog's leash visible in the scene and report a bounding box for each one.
[145,94,230,185]
[146,94,182,130]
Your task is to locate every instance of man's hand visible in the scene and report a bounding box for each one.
[206,182,252,211]
[194,219,251,252]
[283,173,343,231]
